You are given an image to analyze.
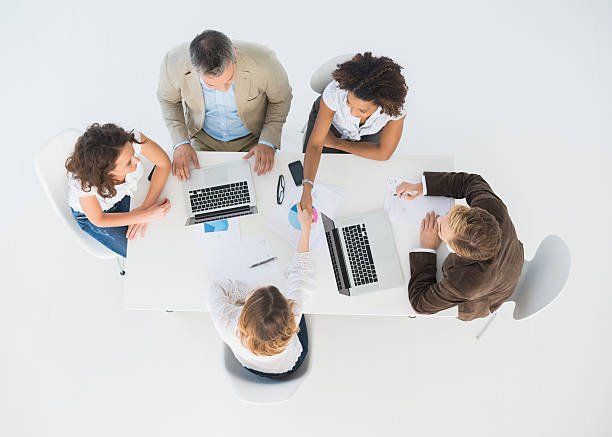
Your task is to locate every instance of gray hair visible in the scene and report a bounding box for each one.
[189,30,236,77]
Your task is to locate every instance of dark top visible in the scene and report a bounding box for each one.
[408,172,524,321]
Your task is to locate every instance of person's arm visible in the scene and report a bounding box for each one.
[157,53,200,181]
[78,195,170,228]
[408,251,463,314]
[258,51,293,149]
[326,116,405,161]
[207,279,250,344]
[285,205,315,312]
[157,53,189,147]
[137,134,171,208]
[300,99,336,212]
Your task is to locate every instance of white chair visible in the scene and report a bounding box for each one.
[476,235,571,339]
[222,333,312,405]
[34,129,125,274]
[300,53,357,144]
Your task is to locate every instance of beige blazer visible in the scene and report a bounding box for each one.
[157,40,292,148]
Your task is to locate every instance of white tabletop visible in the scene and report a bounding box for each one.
[124,152,457,317]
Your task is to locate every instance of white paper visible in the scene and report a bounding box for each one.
[267,182,343,251]
[189,218,241,243]
[384,177,453,224]
[204,233,280,285]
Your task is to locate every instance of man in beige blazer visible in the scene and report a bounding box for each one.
[157,30,292,180]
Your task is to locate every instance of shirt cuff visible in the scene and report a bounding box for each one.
[172,140,190,153]
[411,248,437,254]
[422,174,428,196]
[258,140,277,152]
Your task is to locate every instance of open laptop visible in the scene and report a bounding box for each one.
[182,160,258,226]
[322,210,404,296]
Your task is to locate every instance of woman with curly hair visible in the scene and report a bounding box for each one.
[65,123,172,258]
[208,204,315,377]
[300,52,408,212]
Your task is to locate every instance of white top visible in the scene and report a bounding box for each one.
[322,80,406,141]
[68,132,144,213]
[207,252,315,374]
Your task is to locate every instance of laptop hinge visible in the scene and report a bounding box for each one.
[186,205,257,225]
[330,228,351,296]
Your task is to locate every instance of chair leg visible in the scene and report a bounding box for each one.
[476,312,498,340]
[116,257,126,276]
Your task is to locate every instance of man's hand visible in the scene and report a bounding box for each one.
[396,181,423,200]
[243,143,275,176]
[420,211,442,250]
[297,203,313,232]
[172,143,200,181]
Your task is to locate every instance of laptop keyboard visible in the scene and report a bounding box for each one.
[189,181,250,213]
[342,224,378,286]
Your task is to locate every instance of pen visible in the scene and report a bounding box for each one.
[394,190,419,197]
[249,257,278,268]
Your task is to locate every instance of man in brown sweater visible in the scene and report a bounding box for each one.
[395,172,524,321]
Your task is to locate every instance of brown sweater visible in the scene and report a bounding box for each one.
[408,172,524,321]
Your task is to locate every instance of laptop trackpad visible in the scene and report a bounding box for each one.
[203,167,228,186]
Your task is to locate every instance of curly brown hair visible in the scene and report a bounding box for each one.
[332,52,408,117]
[237,286,299,356]
[65,123,141,199]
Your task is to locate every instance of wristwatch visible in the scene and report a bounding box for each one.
[303,178,314,187]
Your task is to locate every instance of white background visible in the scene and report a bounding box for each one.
[1,0,611,436]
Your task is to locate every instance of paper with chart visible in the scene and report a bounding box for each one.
[203,232,280,284]
[268,182,343,251]
[384,177,453,224]
[188,218,241,243]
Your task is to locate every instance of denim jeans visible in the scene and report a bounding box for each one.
[244,315,309,378]
[71,195,131,258]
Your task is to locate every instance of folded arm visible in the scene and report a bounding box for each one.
[408,251,462,314]
[327,116,405,161]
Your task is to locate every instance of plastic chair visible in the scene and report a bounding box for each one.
[222,340,312,405]
[300,53,357,142]
[309,53,356,94]
[34,129,124,274]
[476,235,571,339]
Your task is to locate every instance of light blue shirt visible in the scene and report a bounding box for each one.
[173,79,275,152]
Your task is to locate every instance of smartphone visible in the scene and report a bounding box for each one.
[288,160,304,186]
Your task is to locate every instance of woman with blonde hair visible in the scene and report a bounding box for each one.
[207,205,315,377]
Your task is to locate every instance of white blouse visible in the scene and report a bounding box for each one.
[207,253,315,374]
[68,132,144,213]
[322,80,406,141]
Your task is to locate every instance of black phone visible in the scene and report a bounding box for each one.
[288,160,304,186]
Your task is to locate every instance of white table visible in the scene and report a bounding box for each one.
[124,152,457,317]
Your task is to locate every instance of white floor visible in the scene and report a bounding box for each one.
[1,1,611,436]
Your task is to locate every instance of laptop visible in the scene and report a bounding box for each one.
[322,210,404,296]
[182,160,258,226]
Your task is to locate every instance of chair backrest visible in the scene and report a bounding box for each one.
[222,345,311,405]
[34,129,116,259]
[309,53,356,94]
[508,235,571,320]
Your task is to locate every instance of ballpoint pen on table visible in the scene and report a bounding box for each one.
[249,257,278,268]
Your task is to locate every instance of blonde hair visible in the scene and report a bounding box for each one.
[447,205,502,261]
[237,286,299,356]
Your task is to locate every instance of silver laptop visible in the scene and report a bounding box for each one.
[182,160,258,226]
[322,210,404,296]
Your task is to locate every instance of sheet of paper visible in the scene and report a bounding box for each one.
[189,218,241,243]
[203,233,280,285]
[267,182,343,251]
[384,177,453,224]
